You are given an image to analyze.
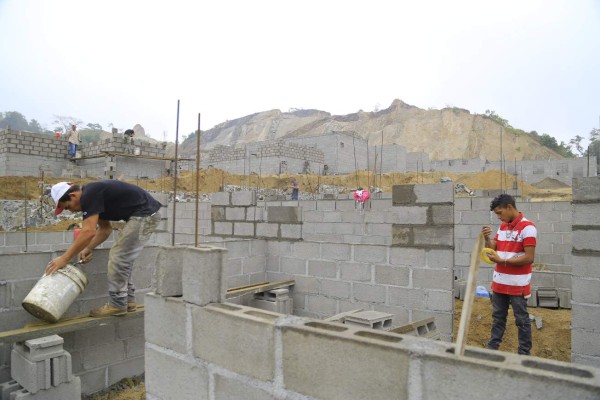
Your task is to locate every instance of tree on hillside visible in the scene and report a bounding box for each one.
[0,111,29,131]
[86,122,103,130]
[587,128,600,168]
[53,115,84,134]
[569,135,585,156]
[483,110,512,128]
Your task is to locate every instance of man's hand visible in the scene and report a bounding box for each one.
[45,255,70,275]
[481,225,493,239]
[79,248,93,264]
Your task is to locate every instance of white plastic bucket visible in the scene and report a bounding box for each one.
[22,263,88,323]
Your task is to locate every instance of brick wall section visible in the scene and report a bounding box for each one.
[0,247,157,394]
[145,296,600,400]
[571,177,600,369]
[0,130,168,178]
[431,157,597,185]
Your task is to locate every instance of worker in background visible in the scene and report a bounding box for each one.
[289,177,299,200]
[481,194,537,355]
[65,124,80,159]
[45,180,162,317]
[354,187,370,211]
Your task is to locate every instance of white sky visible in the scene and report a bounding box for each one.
[0,0,599,147]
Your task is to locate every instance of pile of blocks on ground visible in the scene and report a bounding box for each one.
[0,335,80,400]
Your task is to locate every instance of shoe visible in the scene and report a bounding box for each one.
[127,302,138,312]
[90,303,127,317]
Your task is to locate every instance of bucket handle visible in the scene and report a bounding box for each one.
[42,259,84,278]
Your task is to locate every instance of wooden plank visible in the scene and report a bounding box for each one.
[225,279,295,299]
[0,307,144,344]
[455,232,484,356]
[226,281,269,292]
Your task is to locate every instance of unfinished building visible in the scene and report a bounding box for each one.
[0,136,599,398]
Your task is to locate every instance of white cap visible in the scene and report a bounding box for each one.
[50,182,73,215]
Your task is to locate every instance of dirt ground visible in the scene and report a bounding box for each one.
[0,168,572,202]
[454,297,571,362]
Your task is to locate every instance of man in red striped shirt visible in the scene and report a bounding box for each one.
[481,194,537,355]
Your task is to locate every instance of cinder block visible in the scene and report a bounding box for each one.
[50,353,72,387]
[145,344,205,400]
[8,376,80,400]
[214,221,233,235]
[527,288,538,307]
[153,246,184,296]
[256,223,278,238]
[10,350,51,394]
[233,222,255,237]
[282,322,409,400]
[0,380,21,400]
[191,304,278,381]
[537,288,559,308]
[344,310,393,330]
[213,374,273,400]
[558,289,572,309]
[13,336,64,362]
[226,207,246,221]
[182,246,227,306]
[389,317,440,340]
[248,297,293,314]
[231,190,256,206]
[267,206,302,223]
[211,192,231,206]
[280,224,302,239]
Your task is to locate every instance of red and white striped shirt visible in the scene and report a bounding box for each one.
[491,212,537,297]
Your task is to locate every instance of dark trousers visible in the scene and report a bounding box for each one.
[487,291,532,355]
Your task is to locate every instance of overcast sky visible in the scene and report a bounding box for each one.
[0,0,598,148]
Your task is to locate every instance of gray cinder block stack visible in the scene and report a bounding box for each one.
[4,335,80,399]
[249,288,293,314]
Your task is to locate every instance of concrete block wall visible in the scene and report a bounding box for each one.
[77,155,167,180]
[431,157,597,185]
[406,151,431,172]
[145,296,600,400]
[571,177,600,369]
[368,143,407,174]
[0,130,67,160]
[0,247,157,393]
[81,136,166,158]
[454,197,573,298]
[0,153,68,178]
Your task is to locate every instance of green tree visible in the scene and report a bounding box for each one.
[86,123,103,130]
[569,135,585,156]
[483,110,512,128]
[539,133,559,149]
[53,115,84,134]
[28,119,43,133]
[0,111,30,130]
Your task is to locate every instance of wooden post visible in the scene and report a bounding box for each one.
[456,232,484,356]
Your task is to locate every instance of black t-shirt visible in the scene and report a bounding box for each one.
[80,180,161,221]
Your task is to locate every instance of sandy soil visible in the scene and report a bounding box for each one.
[0,168,572,201]
[454,297,571,362]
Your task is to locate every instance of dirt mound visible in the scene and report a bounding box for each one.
[533,177,570,189]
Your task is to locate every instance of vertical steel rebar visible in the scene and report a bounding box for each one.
[171,100,180,246]
[24,181,28,252]
[194,113,201,247]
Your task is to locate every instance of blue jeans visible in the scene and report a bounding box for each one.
[107,213,160,308]
[68,143,77,158]
[487,291,532,355]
